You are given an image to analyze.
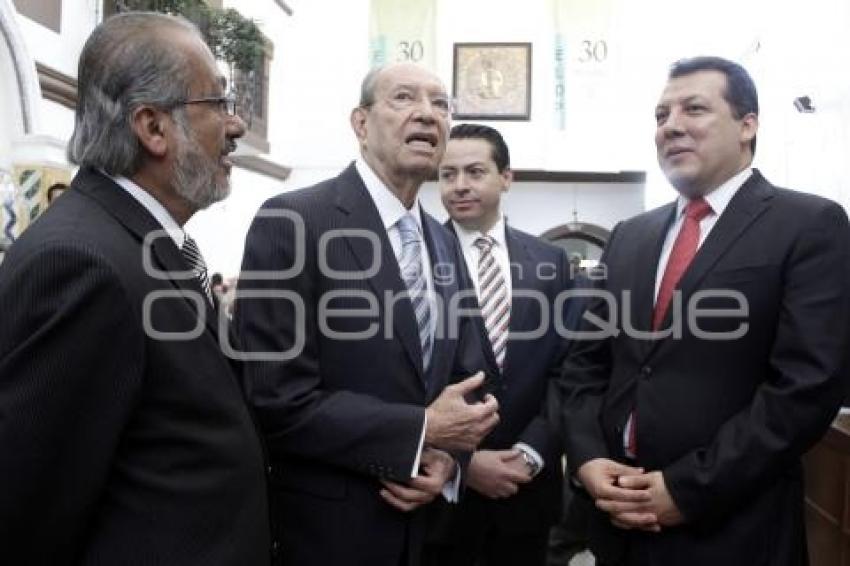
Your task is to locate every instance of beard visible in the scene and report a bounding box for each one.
[172,114,231,210]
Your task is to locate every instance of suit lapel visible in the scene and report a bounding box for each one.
[502,226,535,377]
[632,204,676,357]
[73,168,222,341]
[421,213,453,395]
[444,221,499,376]
[676,171,773,297]
[648,171,774,354]
[333,164,426,383]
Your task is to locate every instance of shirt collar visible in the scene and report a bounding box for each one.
[675,167,752,219]
[355,157,425,233]
[452,214,507,251]
[110,174,185,247]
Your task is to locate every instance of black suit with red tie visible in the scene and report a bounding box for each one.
[558,169,850,565]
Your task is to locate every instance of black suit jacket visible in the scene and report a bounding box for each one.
[235,163,485,566]
[559,170,850,565]
[0,168,270,565]
[428,224,571,543]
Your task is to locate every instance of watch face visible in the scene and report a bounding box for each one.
[521,451,538,475]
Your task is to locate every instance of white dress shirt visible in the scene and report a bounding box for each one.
[355,158,460,500]
[653,168,752,301]
[111,175,186,247]
[450,216,545,475]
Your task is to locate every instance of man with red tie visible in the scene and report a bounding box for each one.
[557,56,850,565]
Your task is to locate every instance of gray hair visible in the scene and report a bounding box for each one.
[68,12,201,176]
[358,65,385,108]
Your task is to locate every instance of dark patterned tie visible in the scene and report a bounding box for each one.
[397,213,432,371]
[181,234,212,303]
[474,236,510,371]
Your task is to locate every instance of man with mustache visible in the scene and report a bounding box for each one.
[0,13,271,565]
[558,55,850,565]
[235,63,498,566]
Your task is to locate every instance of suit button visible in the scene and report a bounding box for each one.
[641,366,652,377]
[271,540,281,558]
[615,425,623,434]
[266,465,273,476]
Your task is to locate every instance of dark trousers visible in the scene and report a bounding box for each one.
[423,529,549,566]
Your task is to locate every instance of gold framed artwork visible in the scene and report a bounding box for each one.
[452,42,532,120]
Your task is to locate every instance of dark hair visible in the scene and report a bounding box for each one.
[669,56,758,154]
[448,124,511,172]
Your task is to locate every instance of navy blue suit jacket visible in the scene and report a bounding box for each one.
[235,163,485,566]
[428,223,572,543]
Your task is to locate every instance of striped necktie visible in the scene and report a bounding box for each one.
[397,213,432,371]
[474,236,510,371]
[181,234,212,303]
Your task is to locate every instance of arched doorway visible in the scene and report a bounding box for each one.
[0,0,43,260]
[540,221,610,268]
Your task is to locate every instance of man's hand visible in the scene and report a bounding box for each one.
[379,448,456,512]
[466,449,532,499]
[425,372,499,451]
[577,458,659,531]
[604,470,683,530]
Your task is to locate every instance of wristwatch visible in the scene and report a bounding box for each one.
[520,449,541,477]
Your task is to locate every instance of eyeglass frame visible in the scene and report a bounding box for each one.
[173,93,238,116]
[363,88,455,117]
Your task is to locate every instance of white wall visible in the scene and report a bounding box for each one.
[17,0,98,79]
[261,0,850,207]
[419,180,643,237]
[192,0,648,275]
[0,35,23,171]
[11,0,850,275]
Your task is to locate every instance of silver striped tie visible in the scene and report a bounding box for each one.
[475,236,510,370]
[397,213,432,370]
[181,234,212,303]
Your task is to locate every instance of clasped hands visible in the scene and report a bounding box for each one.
[380,372,500,512]
[577,458,684,532]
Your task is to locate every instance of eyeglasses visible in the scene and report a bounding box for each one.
[370,88,454,117]
[174,93,238,116]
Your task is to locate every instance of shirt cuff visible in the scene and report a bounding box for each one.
[514,442,545,474]
[441,460,462,503]
[410,413,427,478]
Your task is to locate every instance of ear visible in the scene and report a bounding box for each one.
[350,107,368,144]
[500,168,513,192]
[740,112,758,148]
[130,105,170,158]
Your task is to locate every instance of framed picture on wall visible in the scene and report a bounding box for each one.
[452,42,532,120]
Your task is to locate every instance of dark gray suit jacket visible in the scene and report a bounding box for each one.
[0,168,271,565]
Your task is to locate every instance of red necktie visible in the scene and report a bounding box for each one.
[626,197,712,458]
[652,197,713,330]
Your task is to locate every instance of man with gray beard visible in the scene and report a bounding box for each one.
[0,12,272,565]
